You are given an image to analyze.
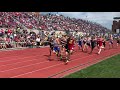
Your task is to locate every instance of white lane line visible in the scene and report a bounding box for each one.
[11,49,120,78]
[10,54,96,78]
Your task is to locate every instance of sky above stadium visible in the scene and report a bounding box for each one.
[41,12,120,30]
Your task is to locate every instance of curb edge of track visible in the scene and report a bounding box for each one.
[48,52,120,78]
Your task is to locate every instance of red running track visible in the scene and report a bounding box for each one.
[0,42,120,78]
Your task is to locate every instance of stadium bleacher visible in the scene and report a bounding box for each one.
[0,12,111,50]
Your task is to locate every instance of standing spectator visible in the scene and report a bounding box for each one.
[1,37,6,49]
[6,36,12,48]
[36,35,41,48]
[0,29,3,37]
[14,36,19,48]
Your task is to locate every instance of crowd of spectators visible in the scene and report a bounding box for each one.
[0,12,110,32]
[0,12,111,49]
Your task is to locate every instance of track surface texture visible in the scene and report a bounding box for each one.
[0,41,120,78]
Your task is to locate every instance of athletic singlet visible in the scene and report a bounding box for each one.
[98,39,103,46]
[91,39,96,47]
[68,39,74,50]
[53,39,59,47]
[49,39,54,46]
[61,38,67,47]
[97,38,100,44]
[109,37,113,44]
[87,38,90,44]
[78,38,83,42]
[83,39,87,44]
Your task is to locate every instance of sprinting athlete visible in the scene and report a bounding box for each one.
[96,36,100,49]
[86,36,91,47]
[78,36,83,51]
[59,35,67,61]
[83,37,88,52]
[102,37,106,50]
[68,36,75,55]
[97,36,104,55]
[89,36,96,54]
[53,36,60,57]
[116,36,120,47]
[109,35,114,49]
[65,36,71,64]
[49,37,54,56]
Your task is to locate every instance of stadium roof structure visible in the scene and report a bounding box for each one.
[114,17,120,19]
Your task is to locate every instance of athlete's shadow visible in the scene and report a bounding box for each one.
[44,55,50,57]
[44,55,54,61]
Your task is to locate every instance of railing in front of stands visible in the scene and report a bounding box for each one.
[0,41,50,49]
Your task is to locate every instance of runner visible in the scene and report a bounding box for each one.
[96,36,100,49]
[65,36,71,64]
[86,36,91,48]
[49,36,54,56]
[97,36,104,55]
[59,45,65,61]
[102,37,106,50]
[89,36,96,54]
[109,35,114,49]
[68,36,75,55]
[53,36,60,57]
[116,36,120,47]
[78,36,83,51]
[83,36,88,52]
[60,35,67,61]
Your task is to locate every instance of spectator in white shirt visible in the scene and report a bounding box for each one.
[36,35,41,48]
